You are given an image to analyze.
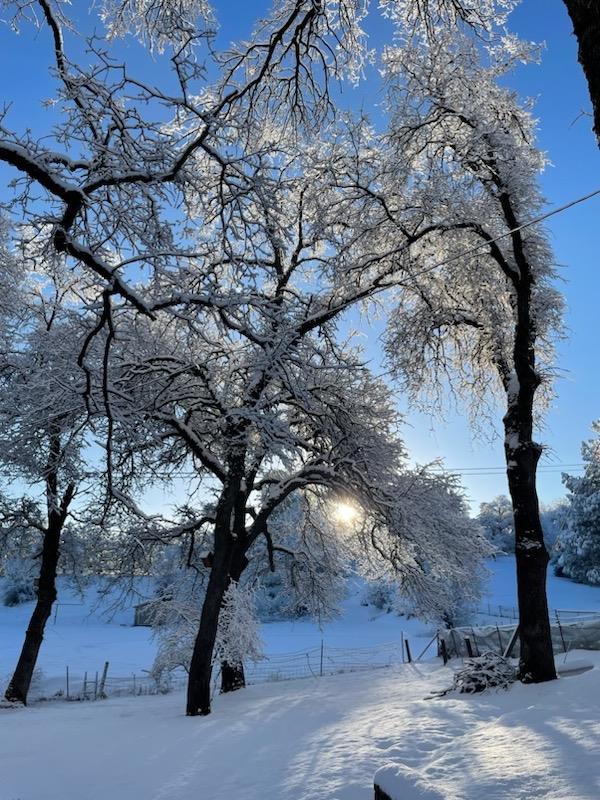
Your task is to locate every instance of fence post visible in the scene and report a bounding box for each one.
[66,666,69,699]
[320,640,324,677]
[555,610,567,654]
[503,626,520,658]
[470,628,480,656]
[98,661,109,699]
[405,639,412,663]
[465,637,474,658]
[83,671,88,700]
[94,671,99,701]
[495,625,504,654]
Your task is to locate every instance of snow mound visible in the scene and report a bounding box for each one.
[375,764,448,799]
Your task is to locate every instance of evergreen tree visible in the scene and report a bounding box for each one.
[555,422,600,585]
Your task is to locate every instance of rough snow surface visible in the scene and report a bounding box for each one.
[2,657,600,799]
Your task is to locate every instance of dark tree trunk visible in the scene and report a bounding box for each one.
[502,271,556,684]
[5,429,75,704]
[186,460,250,716]
[563,0,600,142]
[4,527,60,704]
[186,532,233,716]
[504,426,556,682]
[220,660,246,693]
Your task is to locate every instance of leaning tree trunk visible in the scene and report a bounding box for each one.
[5,520,62,704]
[220,550,249,695]
[563,0,600,143]
[186,533,233,716]
[503,280,556,684]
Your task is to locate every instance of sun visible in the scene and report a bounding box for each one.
[334,501,359,525]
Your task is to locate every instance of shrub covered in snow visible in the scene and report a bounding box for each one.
[151,581,263,683]
[2,558,36,607]
[361,579,397,612]
[439,652,517,695]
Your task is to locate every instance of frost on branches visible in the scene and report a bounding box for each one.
[378,6,562,683]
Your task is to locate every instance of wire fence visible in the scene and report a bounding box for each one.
[44,608,600,703]
[441,611,600,659]
[475,603,600,623]
[57,634,439,703]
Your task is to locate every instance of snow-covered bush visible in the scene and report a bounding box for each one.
[2,558,36,607]
[439,652,516,695]
[361,579,397,613]
[151,582,263,683]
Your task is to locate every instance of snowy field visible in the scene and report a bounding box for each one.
[3,556,600,696]
[2,656,600,800]
[2,558,600,799]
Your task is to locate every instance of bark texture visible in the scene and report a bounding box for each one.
[502,248,556,683]
[563,0,600,142]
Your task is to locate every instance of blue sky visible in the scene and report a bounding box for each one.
[0,0,598,512]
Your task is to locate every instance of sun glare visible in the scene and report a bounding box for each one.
[334,502,359,525]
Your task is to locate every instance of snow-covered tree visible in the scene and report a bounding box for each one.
[0,258,100,704]
[477,496,515,554]
[102,274,489,715]
[0,0,369,333]
[553,422,600,585]
[478,495,565,555]
[378,19,562,681]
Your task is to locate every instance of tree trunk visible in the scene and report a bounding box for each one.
[220,660,246,693]
[504,430,556,682]
[502,274,556,683]
[4,523,61,704]
[186,534,233,716]
[563,0,600,143]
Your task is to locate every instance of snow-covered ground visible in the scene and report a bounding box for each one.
[2,557,600,799]
[1,556,600,696]
[2,655,600,800]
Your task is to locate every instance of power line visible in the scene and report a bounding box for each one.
[430,462,584,477]
[402,186,600,282]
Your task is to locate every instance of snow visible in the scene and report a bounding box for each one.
[1,557,599,695]
[2,656,600,799]
[485,555,600,613]
[2,559,600,799]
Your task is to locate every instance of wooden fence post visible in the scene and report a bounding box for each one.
[98,661,109,699]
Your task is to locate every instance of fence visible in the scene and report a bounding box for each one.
[440,611,600,659]
[57,634,438,703]
[475,603,600,623]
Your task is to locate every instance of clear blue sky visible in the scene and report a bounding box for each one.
[0,0,598,512]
